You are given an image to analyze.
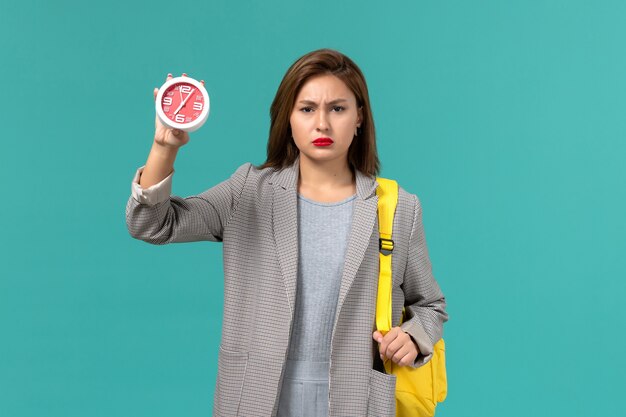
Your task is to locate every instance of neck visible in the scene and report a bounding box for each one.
[298,155,355,191]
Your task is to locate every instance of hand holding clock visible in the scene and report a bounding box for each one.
[139,72,210,190]
[152,73,210,150]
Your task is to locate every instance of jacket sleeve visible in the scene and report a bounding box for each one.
[125,162,253,244]
[400,194,449,367]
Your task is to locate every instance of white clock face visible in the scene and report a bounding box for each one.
[156,77,210,132]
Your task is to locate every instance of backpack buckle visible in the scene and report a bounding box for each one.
[379,238,394,255]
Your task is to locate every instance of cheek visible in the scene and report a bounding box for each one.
[289,116,306,145]
[289,113,300,132]
[338,118,357,136]
[290,114,310,136]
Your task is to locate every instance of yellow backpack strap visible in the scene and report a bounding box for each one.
[375,177,398,334]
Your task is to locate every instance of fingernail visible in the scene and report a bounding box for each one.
[182,73,187,76]
[167,73,172,77]
[200,80,205,84]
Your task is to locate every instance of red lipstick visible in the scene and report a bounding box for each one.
[313,137,333,146]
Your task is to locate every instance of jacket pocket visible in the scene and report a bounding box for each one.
[367,368,397,417]
[213,345,249,417]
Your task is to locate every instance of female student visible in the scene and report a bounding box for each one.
[126,48,448,417]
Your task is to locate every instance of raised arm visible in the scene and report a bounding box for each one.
[125,73,252,244]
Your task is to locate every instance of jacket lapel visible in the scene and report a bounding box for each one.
[269,155,379,321]
[334,169,379,331]
[269,158,301,315]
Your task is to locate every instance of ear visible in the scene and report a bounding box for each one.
[357,106,363,126]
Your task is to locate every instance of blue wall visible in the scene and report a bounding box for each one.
[1,1,624,415]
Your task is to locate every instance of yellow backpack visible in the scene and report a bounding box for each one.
[375,177,447,417]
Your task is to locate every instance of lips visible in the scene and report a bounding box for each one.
[312,137,333,145]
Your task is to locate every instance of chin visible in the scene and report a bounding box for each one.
[302,151,347,163]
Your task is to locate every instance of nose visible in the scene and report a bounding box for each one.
[316,111,329,132]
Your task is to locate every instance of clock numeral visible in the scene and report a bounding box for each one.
[163,97,172,106]
[175,114,185,123]
[180,85,192,94]
[193,102,203,111]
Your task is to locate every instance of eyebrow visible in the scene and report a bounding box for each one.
[298,99,349,105]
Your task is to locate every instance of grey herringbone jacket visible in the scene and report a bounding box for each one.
[125,155,448,417]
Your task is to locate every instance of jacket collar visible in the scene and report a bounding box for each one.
[269,154,379,200]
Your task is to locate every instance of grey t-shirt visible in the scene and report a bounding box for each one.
[286,192,357,362]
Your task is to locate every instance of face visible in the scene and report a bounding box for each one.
[290,74,363,166]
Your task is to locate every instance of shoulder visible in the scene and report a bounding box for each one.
[397,185,419,210]
[376,177,421,218]
[398,186,423,218]
[227,162,281,196]
[229,162,276,182]
[386,181,423,237]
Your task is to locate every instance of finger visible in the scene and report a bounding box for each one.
[379,328,400,356]
[391,343,412,364]
[166,73,173,81]
[372,331,383,343]
[383,338,404,361]
[153,87,158,100]
[182,72,188,77]
[395,347,417,367]
[200,79,205,86]
[381,328,407,359]
[386,332,410,355]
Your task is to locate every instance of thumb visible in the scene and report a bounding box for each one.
[372,331,383,343]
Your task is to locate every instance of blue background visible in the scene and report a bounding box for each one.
[1,1,624,416]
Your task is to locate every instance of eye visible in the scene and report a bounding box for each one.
[300,106,314,113]
[332,106,345,112]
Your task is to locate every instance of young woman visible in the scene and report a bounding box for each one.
[126,48,448,417]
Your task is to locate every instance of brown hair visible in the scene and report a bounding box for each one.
[256,48,380,176]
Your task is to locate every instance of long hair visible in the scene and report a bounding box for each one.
[257,48,380,176]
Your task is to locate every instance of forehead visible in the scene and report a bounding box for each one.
[296,74,355,101]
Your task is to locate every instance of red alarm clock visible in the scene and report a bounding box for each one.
[155,76,210,132]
